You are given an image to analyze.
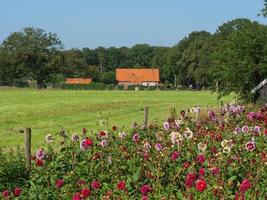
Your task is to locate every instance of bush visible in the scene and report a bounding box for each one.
[0,147,28,192]
[9,103,267,199]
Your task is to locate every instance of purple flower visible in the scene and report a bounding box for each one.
[163,122,170,130]
[36,148,45,160]
[154,143,162,151]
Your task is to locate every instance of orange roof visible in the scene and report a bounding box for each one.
[65,78,92,84]
[116,68,159,84]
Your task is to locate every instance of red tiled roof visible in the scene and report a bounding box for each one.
[116,68,159,84]
[65,78,92,84]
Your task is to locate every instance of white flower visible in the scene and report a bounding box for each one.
[108,156,112,164]
[170,131,183,145]
[198,142,207,152]
[119,132,126,139]
[100,140,108,147]
[221,140,228,148]
[184,128,193,139]
[222,147,231,154]
[143,141,152,151]
[45,134,53,143]
[71,134,80,142]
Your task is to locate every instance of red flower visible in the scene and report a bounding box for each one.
[211,167,220,176]
[99,131,106,137]
[239,179,251,193]
[55,179,64,189]
[117,180,126,191]
[183,162,190,168]
[143,152,149,160]
[142,195,149,200]
[140,184,152,195]
[2,190,9,198]
[171,151,180,161]
[195,179,207,192]
[196,154,205,165]
[264,129,267,136]
[210,146,217,154]
[35,159,44,166]
[112,125,117,131]
[72,192,81,200]
[13,187,22,197]
[81,188,91,198]
[91,180,101,190]
[85,138,93,146]
[198,168,205,177]
[185,173,197,188]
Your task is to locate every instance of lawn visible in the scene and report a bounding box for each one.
[0,89,233,148]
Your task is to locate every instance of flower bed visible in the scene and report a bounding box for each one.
[2,104,267,199]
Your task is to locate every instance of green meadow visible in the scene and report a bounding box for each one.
[0,89,233,148]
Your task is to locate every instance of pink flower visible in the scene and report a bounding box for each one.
[140,184,152,195]
[117,180,126,191]
[72,192,81,200]
[241,126,249,133]
[198,168,205,177]
[36,148,45,160]
[100,139,108,147]
[132,133,140,143]
[171,151,180,161]
[195,179,207,192]
[142,195,149,200]
[13,187,22,197]
[91,180,101,190]
[211,167,220,176]
[196,154,205,165]
[80,138,93,150]
[245,141,256,151]
[77,179,86,186]
[239,179,251,193]
[154,143,162,151]
[2,190,9,198]
[163,122,170,130]
[81,188,91,198]
[55,179,64,189]
[185,173,197,188]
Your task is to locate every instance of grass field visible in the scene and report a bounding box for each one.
[0,89,233,148]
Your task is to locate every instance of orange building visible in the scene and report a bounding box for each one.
[116,68,160,87]
[65,78,92,85]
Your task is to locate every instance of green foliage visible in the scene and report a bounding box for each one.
[0,147,28,192]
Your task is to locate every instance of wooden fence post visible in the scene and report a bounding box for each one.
[143,106,148,130]
[24,127,32,171]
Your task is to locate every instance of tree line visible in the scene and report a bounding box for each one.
[0,17,267,101]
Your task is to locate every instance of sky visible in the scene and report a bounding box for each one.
[0,0,266,49]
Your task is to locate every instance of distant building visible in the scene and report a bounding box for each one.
[116,68,160,88]
[251,79,267,103]
[65,78,92,85]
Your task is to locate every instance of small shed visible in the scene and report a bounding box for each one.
[251,79,267,103]
[65,78,92,85]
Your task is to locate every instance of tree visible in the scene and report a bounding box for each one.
[1,27,63,88]
[260,0,267,17]
[212,19,267,101]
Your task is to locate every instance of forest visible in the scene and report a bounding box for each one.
[1,17,267,101]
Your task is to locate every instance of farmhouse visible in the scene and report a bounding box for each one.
[251,79,267,103]
[116,68,160,88]
[65,78,92,85]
